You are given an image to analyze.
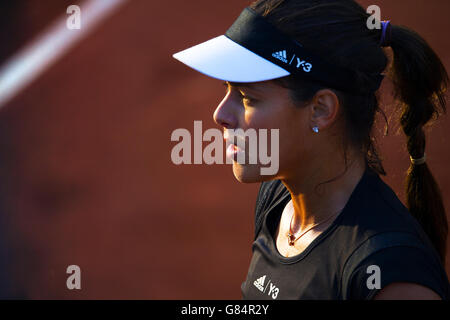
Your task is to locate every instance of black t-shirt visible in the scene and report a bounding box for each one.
[240,165,450,300]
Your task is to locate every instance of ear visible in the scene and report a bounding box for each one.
[308,89,340,131]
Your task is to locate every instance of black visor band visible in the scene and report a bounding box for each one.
[225,7,383,94]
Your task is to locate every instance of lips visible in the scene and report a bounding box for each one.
[226,143,241,160]
[224,130,245,161]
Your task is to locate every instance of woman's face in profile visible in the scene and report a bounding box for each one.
[214,80,315,183]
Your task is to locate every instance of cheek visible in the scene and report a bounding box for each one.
[243,107,265,129]
[243,101,309,141]
[243,102,310,162]
[243,101,292,130]
[277,107,312,166]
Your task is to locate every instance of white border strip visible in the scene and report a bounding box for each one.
[0,0,128,109]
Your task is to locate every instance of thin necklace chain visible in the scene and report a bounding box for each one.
[287,206,345,246]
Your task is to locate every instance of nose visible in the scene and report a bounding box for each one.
[213,91,238,129]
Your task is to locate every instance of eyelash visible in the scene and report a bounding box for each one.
[223,82,257,105]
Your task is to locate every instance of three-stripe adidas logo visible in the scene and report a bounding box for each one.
[271,49,313,73]
[252,275,280,299]
[272,50,288,63]
[253,275,266,292]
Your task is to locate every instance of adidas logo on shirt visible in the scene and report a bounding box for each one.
[253,275,266,292]
[252,275,280,299]
[272,50,288,63]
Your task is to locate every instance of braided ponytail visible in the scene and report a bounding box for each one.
[390,25,448,263]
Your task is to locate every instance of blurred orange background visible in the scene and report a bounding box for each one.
[0,0,449,299]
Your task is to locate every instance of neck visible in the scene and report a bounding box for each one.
[281,152,367,233]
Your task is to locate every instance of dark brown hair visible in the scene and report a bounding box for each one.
[250,0,448,263]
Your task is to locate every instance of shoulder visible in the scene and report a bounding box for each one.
[338,169,449,300]
[341,236,449,300]
[343,168,438,251]
[349,169,417,232]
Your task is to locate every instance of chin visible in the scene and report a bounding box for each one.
[231,162,277,183]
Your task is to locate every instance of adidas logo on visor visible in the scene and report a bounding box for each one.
[272,50,288,63]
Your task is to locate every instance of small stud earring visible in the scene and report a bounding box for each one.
[312,126,319,133]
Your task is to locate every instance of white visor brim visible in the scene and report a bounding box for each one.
[172,35,290,83]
